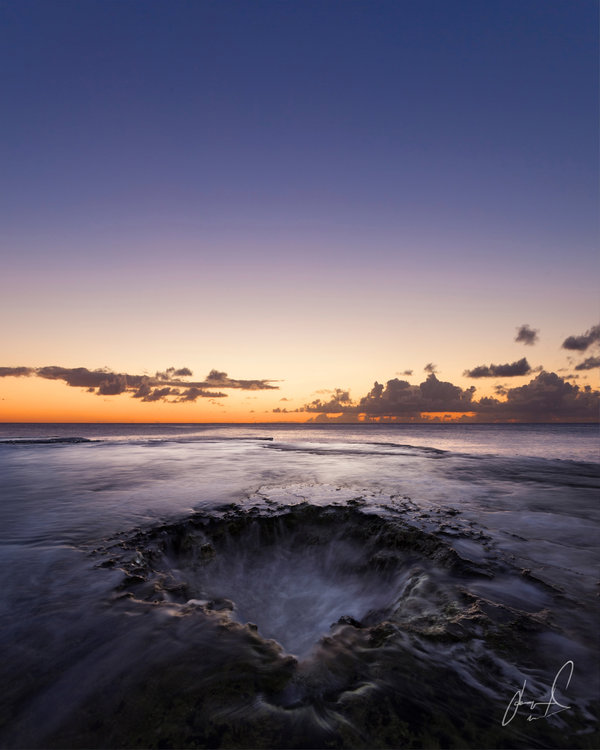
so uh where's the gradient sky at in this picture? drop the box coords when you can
[1,0,598,422]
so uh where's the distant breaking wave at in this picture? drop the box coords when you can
[0,437,97,445]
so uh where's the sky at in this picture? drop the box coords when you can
[1,0,598,423]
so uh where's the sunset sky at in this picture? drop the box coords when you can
[1,0,598,422]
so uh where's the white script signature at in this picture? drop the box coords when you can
[502,660,573,726]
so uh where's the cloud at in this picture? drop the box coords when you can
[205,369,228,383]
[424,363,437,374]
[98,374,129,396]
[0,364,278,403]
[475,371,599,421]
[301,376,476,419]
[132,383,152,399]
[396,369,413,376]
[0,367,34,377]
[175,387,226,402]
[204,369,278,390]
[574,356,600,371]
[357,374,476,417]
[464,358,531,378]
[303,388,355,414]
[562,324,600,351]
[155,367,193,379]
[35,366,138,391]
[141,387,176,402]
[300,371,598,423]
[515,324,539,346]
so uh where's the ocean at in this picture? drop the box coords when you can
[0,423,598,748]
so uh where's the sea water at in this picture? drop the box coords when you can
[0,423,598,748]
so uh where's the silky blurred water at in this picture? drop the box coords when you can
[0,423,598,747]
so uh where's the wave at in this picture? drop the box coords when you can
[447,455,600,490]
[262,441,448,458]
[0,435,275,447]
[0,437,97,445]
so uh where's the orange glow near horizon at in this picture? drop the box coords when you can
[0,377,310,423]
[357,412,478,423]
[1,372,598,424]
[0,380,480,424]
[420,412,478,421]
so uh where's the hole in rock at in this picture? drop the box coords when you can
[183,523,403,657]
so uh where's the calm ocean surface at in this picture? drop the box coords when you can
[0,423,598,748]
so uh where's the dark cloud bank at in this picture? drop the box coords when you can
[300,372,599,423]
[0,365,277,403]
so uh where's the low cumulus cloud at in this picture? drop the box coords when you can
[515,324,539,346]
[562,324,600,352]
[303,388,355,414]
[360,375,475,417]
[303,375,476,420]
[464,358,531,378]
[424,363,437,374]
[300,371,598,423]
[0,365,278,403]
[475,372,599,421]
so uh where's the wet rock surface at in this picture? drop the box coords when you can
[49,501,599,749]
